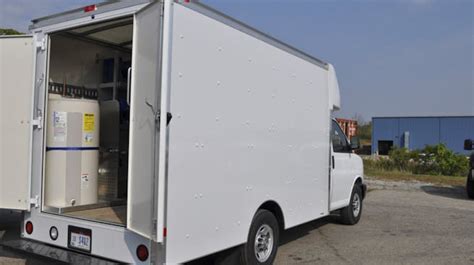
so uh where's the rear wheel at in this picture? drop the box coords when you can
[340,184,363,225]
[241,210,279,265]
[467,173,474,199]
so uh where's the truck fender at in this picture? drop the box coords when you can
[351,175,367,200]
[251,200,285,231]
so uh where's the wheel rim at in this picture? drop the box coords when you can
[254,224,274,262]
[352,193,361,217]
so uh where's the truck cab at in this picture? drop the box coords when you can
[464,139,474,199]
[330,119,366,216]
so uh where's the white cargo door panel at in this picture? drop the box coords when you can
[127,2,162,240]
[165,3,330,263]
[0,36,34,210]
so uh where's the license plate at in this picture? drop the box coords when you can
[68,226,92,253]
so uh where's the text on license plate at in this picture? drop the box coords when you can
[70,232,91,251]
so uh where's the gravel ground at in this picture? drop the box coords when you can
[2,179,473,264]
[275,180,474,265]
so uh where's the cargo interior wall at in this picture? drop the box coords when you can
[43,17,133,226]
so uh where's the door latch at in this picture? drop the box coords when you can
[145,99,172,126]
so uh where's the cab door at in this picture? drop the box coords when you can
[127,1,163,241]
[330,120,356,210]
[0,36,35,210]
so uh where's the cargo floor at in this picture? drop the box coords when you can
[65,205,127,225]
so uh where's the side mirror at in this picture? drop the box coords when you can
[465,139,473,151]
[350,136,360,150]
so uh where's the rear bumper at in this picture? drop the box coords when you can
[21,210,150,263]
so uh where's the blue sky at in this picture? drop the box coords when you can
[1,0,472,122]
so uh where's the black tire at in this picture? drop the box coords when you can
[240,210,279,265]
[340,184,363,225]
[467,173,474,199]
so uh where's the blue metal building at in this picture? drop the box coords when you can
[371,116,474,155]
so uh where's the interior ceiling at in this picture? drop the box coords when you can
[68,17,133,49]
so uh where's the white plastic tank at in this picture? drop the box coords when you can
[45,94,100,208]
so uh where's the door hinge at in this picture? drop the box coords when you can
[152,219,157,235]
[35,38,46,51]
[30,195,39,208]
[32,110,43,129]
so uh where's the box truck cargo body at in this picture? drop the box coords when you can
[0,0,366,264]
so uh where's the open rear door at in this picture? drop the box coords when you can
[127,2,163,240]
[0,36,34,210]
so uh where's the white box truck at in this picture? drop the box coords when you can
[0,0,366,264]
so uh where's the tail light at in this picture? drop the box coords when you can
[25,221,33,235]
[136,244,149,261]
[84,5,97,13]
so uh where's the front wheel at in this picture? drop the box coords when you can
[241,210,279,265]
[340,184,363,225]
[467,173,474,199]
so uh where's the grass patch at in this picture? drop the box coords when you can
[365,168,466,186]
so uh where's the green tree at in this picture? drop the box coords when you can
[413,144,469,176]
[357,121,372,145]
[0,28,23,35]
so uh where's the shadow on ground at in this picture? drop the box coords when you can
[1,210,338,265]
[421,185,470,201]
[0,210,69,265]
[0,210,22,241]
[186,215,339,265]
[280,216,337,245]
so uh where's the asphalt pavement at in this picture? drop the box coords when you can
[1,181,473,264]
[275,184,474,265]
